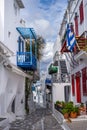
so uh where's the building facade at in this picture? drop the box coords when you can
[60,0,87,104]
[0,0,35,122]
[48,37,71,112]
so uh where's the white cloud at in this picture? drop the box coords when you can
[35,19,49,30]
[21,0,67,72]
[28,19,50,38]
[41,41,53,62]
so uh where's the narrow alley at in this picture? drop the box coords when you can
[9,108,63,130]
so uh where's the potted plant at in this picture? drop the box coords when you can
[61,101,66,107]
[70,106,79,118]
[55,101,64,112]
[64,102,73,114]
[62,108,69,119]
[79,103,86,115]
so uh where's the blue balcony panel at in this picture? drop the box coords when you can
[17,52,37,70]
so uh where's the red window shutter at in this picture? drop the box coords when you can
[74,16,78,36]
[79,0,84,24]
[71,75,75,96]
[82,67,87,96]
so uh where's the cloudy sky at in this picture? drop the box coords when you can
[21,0,67,73]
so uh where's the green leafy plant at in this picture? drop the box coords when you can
[64,102,73,114]
[71,106,79,113]
[61,101,66,107]
[56,101,61,105]
[62,108,69,114]
[25,78,32,114]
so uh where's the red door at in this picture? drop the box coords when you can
[76,72,81,103]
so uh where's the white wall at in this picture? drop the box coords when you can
[52,83,71,103]
[0,0,26,122]
[0,0,24,65]
[0,0,4,42]
[4,0,22,65]
[53,36,61,56]
[0,65,25,121]
[84,0,87,31]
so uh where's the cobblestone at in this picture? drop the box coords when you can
[66,120,87,130]
[10,108,63,130]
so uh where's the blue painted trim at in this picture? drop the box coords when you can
[16,27,37,40]
[18,36,21,52]
[22,40,24,52]
[17,51,37,70]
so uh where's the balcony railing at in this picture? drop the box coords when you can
[52,73,70,83]
[17,52,37,70]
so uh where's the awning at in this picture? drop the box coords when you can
[16,27,37,40]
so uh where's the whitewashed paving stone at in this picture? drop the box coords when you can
[10,108,63,130]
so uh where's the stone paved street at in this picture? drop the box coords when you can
[10,108,63,130]
[66,120,87,130]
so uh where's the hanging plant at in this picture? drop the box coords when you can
[25,77,31,114]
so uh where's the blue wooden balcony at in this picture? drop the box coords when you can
[16,27,37,71]
[17,52,37,70]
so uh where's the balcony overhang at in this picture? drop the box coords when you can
[16,27,37,40]
[75,31,87,51]
[74,51,87,61]
[16,0,24,8]
[61,31,87,53]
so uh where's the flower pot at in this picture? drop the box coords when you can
[70,112,77,118]
[64,113,69,119]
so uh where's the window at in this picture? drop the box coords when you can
[8,31,11,38]
[79,0,84,24]
[71,75,75,96]
[14,1,18,15]
[82,67,87,96]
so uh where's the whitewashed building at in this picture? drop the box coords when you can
[0,0,33,122]
[48,37,71,111]
[60,0,87,104]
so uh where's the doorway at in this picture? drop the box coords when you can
[64,85,70,102]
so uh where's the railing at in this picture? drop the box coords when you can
[17,52,31,64]
[17,52,37,70]
[52,73,70,83]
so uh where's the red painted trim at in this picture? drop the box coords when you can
[74,16,78,36]
[71,75,75,96]
[79,0,84,24]
[82,67,87,96]
[76,71,81,103]
[60,41,70,53]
